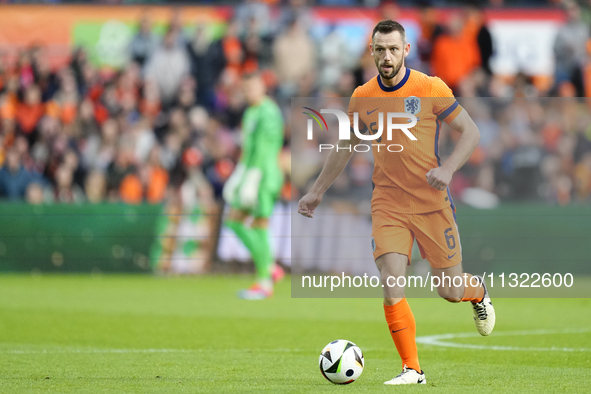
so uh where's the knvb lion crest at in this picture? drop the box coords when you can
[404,96,421,115]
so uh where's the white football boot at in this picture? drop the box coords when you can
[384,366,426,385]
[472,275,496,336]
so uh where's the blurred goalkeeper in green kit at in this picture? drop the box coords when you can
[223,73,286,300]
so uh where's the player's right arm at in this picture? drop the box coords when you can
[297,132,361,218]
[425,77,480,191]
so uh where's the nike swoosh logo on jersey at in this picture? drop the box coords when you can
[391,327,407,333]
[448,253,457,259]
[367,108,379,115]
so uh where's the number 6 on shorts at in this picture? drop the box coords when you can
[444,228,456,250]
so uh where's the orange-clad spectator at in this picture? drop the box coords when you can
[87,83,104,102]
[16,85,45,136]
[0,93,17,121]
[93,101,110,125]
[106,144,136,198]
[146,167,168,204]
[146,168,168,204]
[119,173,143,204]
[45,100,60,119]
[145,146,169,204]
[0,73,20,121]
[582,39,591,101]
[48,69,79,125]
[182,146,203,169]
[60,102,78,126]
[462,7,481,43]
[431,13,481,92]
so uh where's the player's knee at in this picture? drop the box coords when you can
[379,271,395,288]
[443,297,462,303]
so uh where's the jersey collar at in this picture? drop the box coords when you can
[377,68,410,92]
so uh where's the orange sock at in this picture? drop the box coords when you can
[383,299,420,372]
[461,273,484,303]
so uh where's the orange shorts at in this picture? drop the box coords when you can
[371,206,462,269]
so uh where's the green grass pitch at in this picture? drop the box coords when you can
[0,274,589,393]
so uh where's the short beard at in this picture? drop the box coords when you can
[377,57,404,80]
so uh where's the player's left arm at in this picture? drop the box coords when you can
[426,109,480,191]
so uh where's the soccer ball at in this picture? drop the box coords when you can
[319,339,364,384]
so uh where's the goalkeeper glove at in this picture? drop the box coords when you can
[239,168,263,209]
[222,163,246,204]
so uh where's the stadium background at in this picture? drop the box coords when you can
[0,0,590,277]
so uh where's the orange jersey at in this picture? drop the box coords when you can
[348,68,463,214]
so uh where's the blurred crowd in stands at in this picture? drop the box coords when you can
[0,0,572,7]
[1,0,591,208]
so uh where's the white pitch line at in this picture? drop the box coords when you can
[416,328,591,352]
[2,348,194,354]
[0,347,302,354]
[2,329,590,354]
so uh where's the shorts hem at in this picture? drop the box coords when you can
[428,258,462,270]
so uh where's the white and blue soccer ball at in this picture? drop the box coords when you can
[319,339,364,384]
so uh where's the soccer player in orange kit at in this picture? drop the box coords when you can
[298,20,495,385]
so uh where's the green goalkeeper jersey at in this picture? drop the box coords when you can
[239,96,284,193]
